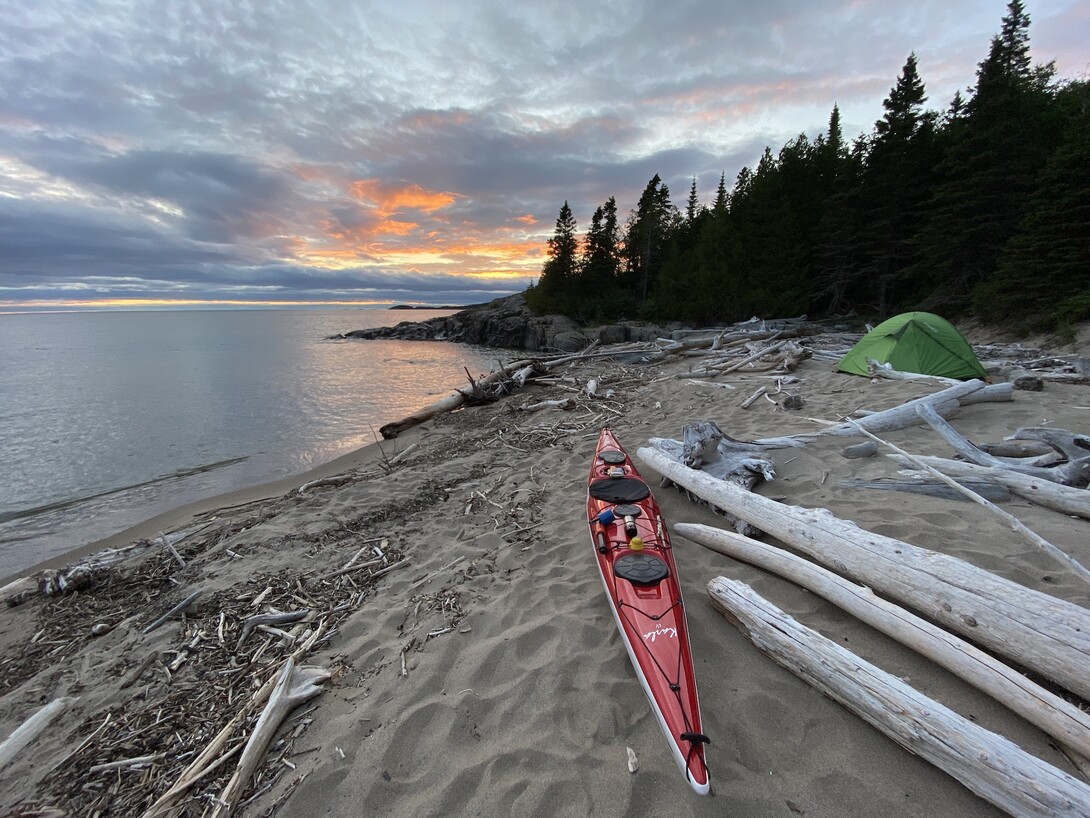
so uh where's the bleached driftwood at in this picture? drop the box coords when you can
[740,386,768,409]
[636,445,1090,700]
[838,476,1011,502]
[649,421,781,536]
[753,380,986,445]
[959,382,1015,404]
[686,526,1090,763]
[0,697,79,774]
[850,418,1090,587]
[888,455,1090,520]
[209,658,330,818]
[518,397,576,412]
[916,404,1090,487]
[1011,427,1090,464]
[142,590,203,634]
[379,358,534,438]
[236,610,311,652]
[707,577,1090,818]
[585,378,599,398]
[866,358,960,385]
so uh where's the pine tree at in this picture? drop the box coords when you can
[910,1,1059,310]
[527,201,579,314]
[623,175,679,305]
[974,80,1090,330]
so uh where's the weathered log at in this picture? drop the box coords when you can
[518,397,576,412]
[209,658,330,817]
[838,476,1011,502]
[636,445,1090,700]
[707,577,1090,817]
[959,382,1015,404]
[687,527,1090,762]
[841,441,878,459]
[752,380,986,446]
[0,697,79,774]
[379,358,535,438]
[1011,427,1090,464]
[887,454,1090,520]
[853,418,1090,587]
[916,404,1090,487]
[650,423,778,536]
[866,358,960,385]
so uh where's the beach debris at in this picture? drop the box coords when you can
[915,404,1090,487]
[707,576,1090,818]
[887,455,1090,520]
[89,622,112,637]
[841,441,878,459]
[627,746,639,773]
[839,476,1011,503]
[1,566,97,608]
[518,397,576,412]
[638,444,1090,702]
[0,697,79,775]
[647,421,784,535]
[849,417,1090,587]
[236,610,311,652]
[209,658,330,818]
[141,589,203,634]
[740,385,768,409]
[686,525,1090,766]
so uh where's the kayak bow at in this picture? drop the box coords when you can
[587,428,710,795]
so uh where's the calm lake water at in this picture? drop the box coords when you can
[0,308,506,578]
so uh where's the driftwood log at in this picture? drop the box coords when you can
[686,526,1090,764]
[648,421,783,535]
[209,658,330,817]
[0,697,79,775]
[707,577,1090,818]
[637,445,1090,701]
[888,455,1090,520]
[916,404,1090,487]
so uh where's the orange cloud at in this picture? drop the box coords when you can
[348,179,458,214]
[514,214,537,225]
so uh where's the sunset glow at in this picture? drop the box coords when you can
[1,2,1086,308]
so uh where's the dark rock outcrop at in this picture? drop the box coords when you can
[332,294,678,352]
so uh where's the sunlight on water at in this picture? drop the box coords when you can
[0,309,508,577]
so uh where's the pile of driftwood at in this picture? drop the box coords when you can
[377,328,813,438]
[0,521,408,816]
[641,384,1090,816]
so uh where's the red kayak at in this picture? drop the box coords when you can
[587,428,710,795]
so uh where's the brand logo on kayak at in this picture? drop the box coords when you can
[643,625,677,642]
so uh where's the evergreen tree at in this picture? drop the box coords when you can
[622,175,679,306]
[685,177,700,224]
[856,53,938,312]
[910,1,1059,309]
[526,201,579,314]
[974,80,1090,330]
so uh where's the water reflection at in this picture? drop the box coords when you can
[0,309,511,576]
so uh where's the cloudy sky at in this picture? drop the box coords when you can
[1,1,1086,310]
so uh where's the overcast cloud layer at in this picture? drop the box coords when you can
[1,1,1086,309]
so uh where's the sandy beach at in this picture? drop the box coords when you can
[2,329,1089,817]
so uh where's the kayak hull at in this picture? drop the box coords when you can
[587,429,710,795]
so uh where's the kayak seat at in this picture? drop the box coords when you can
[589,477,651,504]
[614,553,669,586]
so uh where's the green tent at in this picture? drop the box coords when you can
[837,312,986,380]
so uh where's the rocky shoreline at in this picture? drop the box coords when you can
[332,293,678,352]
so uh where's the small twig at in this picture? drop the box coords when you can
[142,590,203,634]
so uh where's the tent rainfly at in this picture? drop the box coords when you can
[837,312,987,380]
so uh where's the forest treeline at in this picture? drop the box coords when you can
[525,1,1090,336]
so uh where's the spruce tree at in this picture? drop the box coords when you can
[527,201,579,314]
[910,1,1059,310]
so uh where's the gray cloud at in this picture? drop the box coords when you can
[0,0,1085,306]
